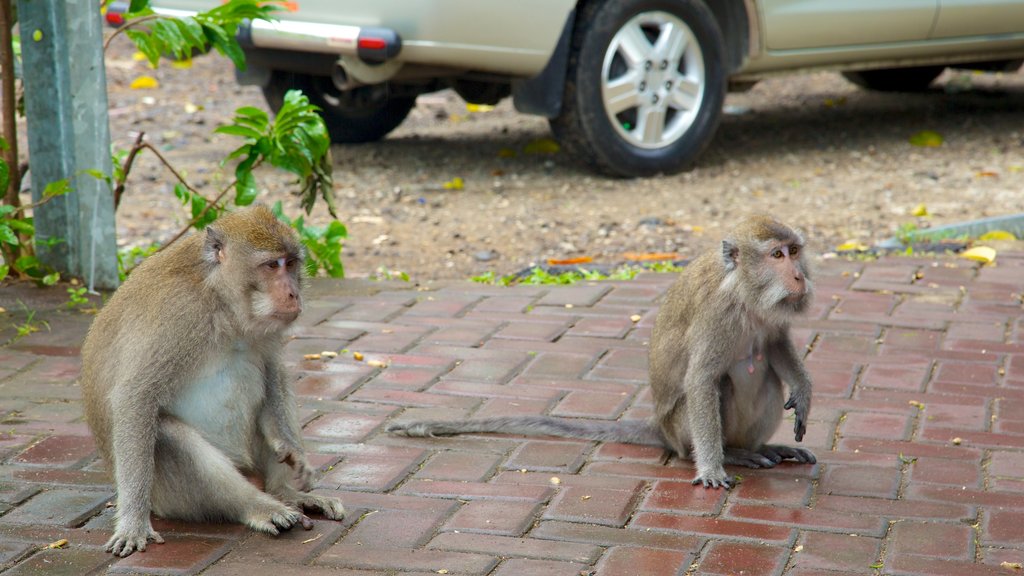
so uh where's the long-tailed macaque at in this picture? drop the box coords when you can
[81,206,344,557]
[388,215,815,489]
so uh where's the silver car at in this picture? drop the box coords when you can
[135,0,1024,177]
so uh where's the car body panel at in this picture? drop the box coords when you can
[932,0,1024,38]
[759,0,936,51]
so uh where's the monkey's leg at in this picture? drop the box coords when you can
[260,445,345,521]
[150,418,306,535]
[723,447,780,468]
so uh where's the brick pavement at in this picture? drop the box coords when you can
[0,253,1023,575]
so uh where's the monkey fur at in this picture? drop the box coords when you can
[81,206,344,557]
[388,215,815,489]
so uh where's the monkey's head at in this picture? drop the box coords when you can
[721,215,813,321]
[202,206,305,331]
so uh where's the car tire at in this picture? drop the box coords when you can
[841,66,946,92]
[263,72,416,144]
[550,0,726,177]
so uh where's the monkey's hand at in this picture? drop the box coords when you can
[784,396,809,442]
[691,468,734,490]
[275,444,315,491]
[106,521,164,557]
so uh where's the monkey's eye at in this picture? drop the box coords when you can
[789,245,800,256]
[265,257,287,270]
[771,249,785,259]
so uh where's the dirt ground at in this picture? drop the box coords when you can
[100,39,1024,282]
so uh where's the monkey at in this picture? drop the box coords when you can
[387,215,815,489]
[80,205,344,557]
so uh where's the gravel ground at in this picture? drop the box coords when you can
[101,39,1024,282]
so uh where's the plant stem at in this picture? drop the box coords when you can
[0,0,21,206]
[102,14,162,53]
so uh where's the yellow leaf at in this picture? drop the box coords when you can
[961,246,996,264]
[465,103,494,113]
[523,138,560,155]
[836,241,869,252]
[443,177,464,190]
[132,51,148,62]
[979,230,1017,241]
[130,76,160,90]
[171,59,193,70]
[909,130,943,147]
[911,204,929,217]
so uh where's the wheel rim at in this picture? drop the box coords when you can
[601,11,706,150]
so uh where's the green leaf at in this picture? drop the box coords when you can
[43,179,72,199]
[214,124,263,140]
[42,272,60,286]
[0,264,8,282]
[125,29,161,67]
[909,130,943,147]
[14,255,39,274]
[7,219,34,234]
[0,204,16,216]
[0,157,9,195]
[0,224,19,246]
[128,0,151,14]
[234,169,258,206]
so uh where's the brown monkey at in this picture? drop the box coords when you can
[81,205,344,557]
[387,215,815,489]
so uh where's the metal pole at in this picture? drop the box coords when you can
[17,0,118,290]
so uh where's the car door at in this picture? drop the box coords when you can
[760,0,938,51]
[931,0,1024,38]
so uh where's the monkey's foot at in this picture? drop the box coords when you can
[691,468,734,489]
[760,444,816,464]
[297,492,346,520]
[723,447,780,469]
[243,502,306,536]
[106,525,164,557]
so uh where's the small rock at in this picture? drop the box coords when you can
[473,250,497,262]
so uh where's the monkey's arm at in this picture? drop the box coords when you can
[683,344,733,489]
[259,358,313,490]
[767,335,812,442]
[107,385,165,556]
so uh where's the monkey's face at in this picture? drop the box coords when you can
[753,242,813,316]
[250,253,304,328]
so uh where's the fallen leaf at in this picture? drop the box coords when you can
[132,51,148,62]
[909,400,925,409]
[951,437,963,445]
[961,246,996,264]
[43,539,68,550]
[823,96,846,107]
[184,102,201,114]
[909,130,943,147]
[367,359,388,368]
[549,476,561,485]
[171,59,193,70]
[623,252,679,262]
[465,103,494,113]
[836,241,869,252]
[443,177,464,190]
[320,351,338,359]
[979,230,1017,241]
[497,148,516,158]
[302,533,323,544]
[1001,561,1022,570]
[353,352,365,361]
[630,314,642,323]
[911,203,929,217]
[130,76,160,90]
[523,138,560,155]
[303,354,321,361]
[975,170,999,178]
[547,256,593,266]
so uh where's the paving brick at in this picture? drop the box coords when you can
[592,442,666,463]
[883,328,943,350]
[860,363,930,392]
[819,465,901,499]
[840,412,913,440]
[531,520,701,551]
[550,390,630,419]
[565,316,634,339]
[471,397,554,419]
[639,480,726,516]
[317,544,497,574]
[696,541,789,576]
[343,505,454,548]
[318,444,427,492]
[416,450,502,482]
[632,512,793,543]
[11,435,96,467]
[396,479,553,502]
[363,366,447,391]
[424,321,502,347]
[886,554,1016,576]
[429,380,562,401]
[793,532,881,573]
[889,520,975,561]
[293,366,374,399]
[446,357,530,384]
[504,440,589,473]
[596,546,691,576]
[933,361,999,385]
[520,352,596,379]
[732,476,812,506]
[220,517,351,565]
[303,407,391,442]
[0,489,112,528]
[543,483,643,528]
[347,388,481,410]
[442,500,539,536]
[0,540,33,568]
[428,532,601,563]
[535,285,612,308]
[108,536,233,575]
[490,558,591,576]
[982,509,1024,546]
[4,548,112,576]
[494,321,573,342]
[910,456,982,486]
[726,503,884,536]
[814,494,974,521]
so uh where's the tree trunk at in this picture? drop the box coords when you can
[0,0,21,206]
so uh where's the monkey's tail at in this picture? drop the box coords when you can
[385,416,667,447]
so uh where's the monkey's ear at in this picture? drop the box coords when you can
[721,240,739,272]
[203,227,227,266]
